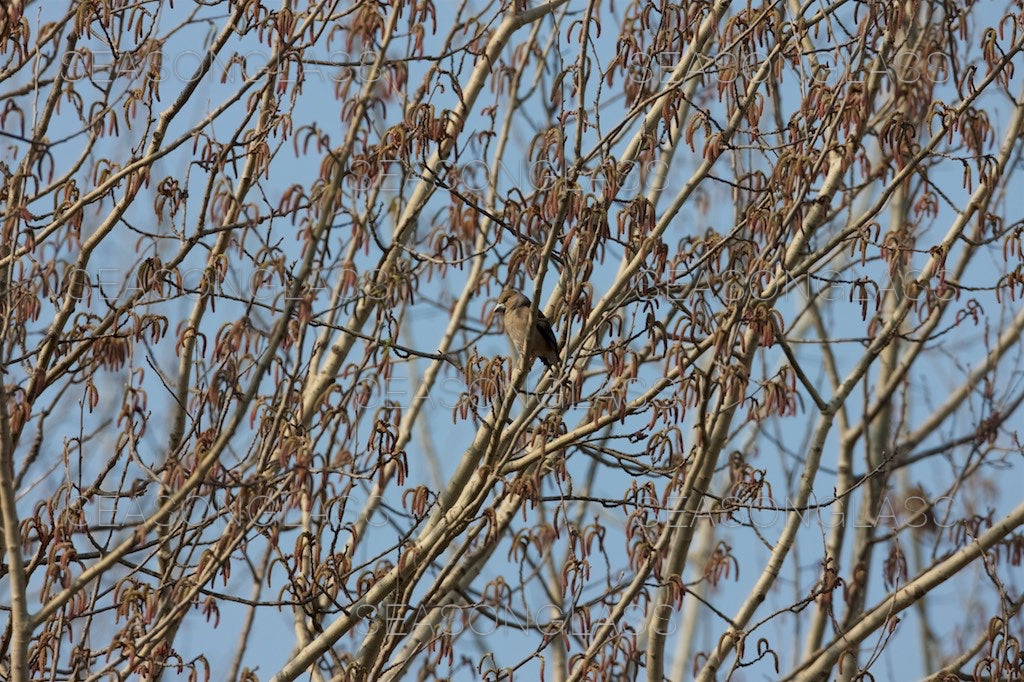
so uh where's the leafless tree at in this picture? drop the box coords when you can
[3,0,1024,680]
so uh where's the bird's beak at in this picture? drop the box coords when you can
[494,303,505,313]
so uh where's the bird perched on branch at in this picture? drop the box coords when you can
[494,288,560,370]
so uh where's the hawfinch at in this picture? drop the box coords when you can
[494,288,560,369]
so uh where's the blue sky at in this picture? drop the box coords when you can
[6,0,1024,679]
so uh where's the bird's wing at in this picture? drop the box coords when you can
[535,312,559,352]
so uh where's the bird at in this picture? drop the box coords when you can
[494,288,560,370]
